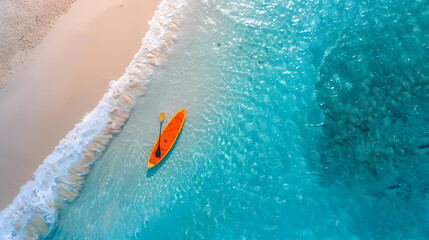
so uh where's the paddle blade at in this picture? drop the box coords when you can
[155,147,161,158]
[160,113,165,122]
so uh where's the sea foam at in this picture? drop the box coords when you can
[0,0,186,239]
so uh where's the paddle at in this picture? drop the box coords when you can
[155,113,165,158]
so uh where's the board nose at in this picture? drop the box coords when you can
[148,162,155,169]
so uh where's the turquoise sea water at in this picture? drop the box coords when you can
[47,0,428,239]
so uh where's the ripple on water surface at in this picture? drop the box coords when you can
[49,0,429,239]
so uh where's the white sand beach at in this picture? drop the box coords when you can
[0,0,160,209]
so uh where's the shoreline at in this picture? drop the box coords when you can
[0,0,161,209]
[0,0,185,237]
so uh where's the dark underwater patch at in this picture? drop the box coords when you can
[315,0,429,185]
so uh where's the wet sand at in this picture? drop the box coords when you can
[0,0,161,209]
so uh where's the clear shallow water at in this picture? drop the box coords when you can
[47,0,428,239]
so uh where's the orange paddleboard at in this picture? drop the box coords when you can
[148,109,186,169]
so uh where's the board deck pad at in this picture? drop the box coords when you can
[148,109,186,168]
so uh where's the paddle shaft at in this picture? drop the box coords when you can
[156,113,164,158]
[158,122,162,149]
